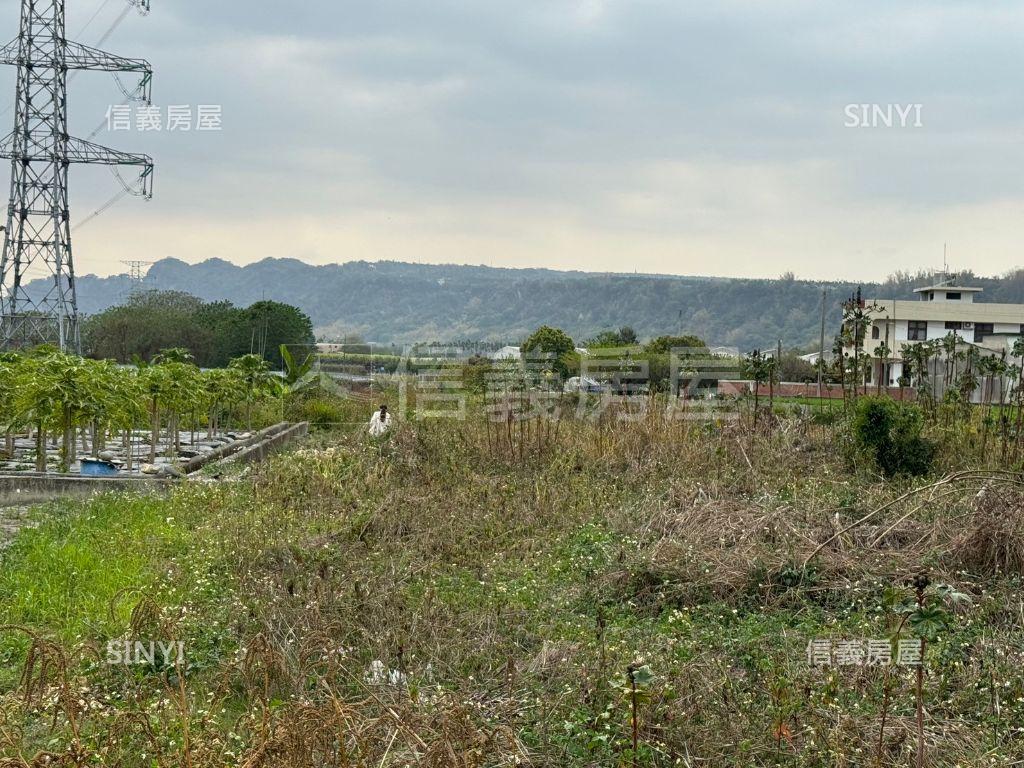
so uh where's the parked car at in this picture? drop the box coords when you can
[563,376,605,394]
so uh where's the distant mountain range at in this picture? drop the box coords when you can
[35,258,1024,351]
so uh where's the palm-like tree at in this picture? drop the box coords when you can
[0,353,20,457]
[940,332,966,391]
[229,354,276,430]
[831,335,848,404]
[139,363,172,463]
[148,349,202,457]
[201,368,243,438]
[14,352,95,472]
[873,341,891,395]
[0,347,282,474]
[741,349,772,428]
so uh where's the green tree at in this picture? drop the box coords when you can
[14,352,93,472]
[521,326,575,379]
[586,330,626,348]
[229,354,277,430]
[232,301,316,369]
[82,292,314,369]
[82,291,219,364]
[586,326,643,349]
[778,352,816,383]
[618,326,638,345]
[643,335,707,356]
[741,349,773,425]
[0,353,20,457]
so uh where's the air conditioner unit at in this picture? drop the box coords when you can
[962,321,974,329]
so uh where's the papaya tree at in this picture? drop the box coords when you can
[14,351,93,472]
[149,349,202,458]
[201,367,243,438]
[139,363,170,463]
[228,354,276,430]
[0,352,20,458]
[107,366,146,471]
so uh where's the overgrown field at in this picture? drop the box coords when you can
[0,401,1022,766]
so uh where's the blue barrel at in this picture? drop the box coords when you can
[80,459,120,476]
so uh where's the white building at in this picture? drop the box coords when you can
[799,351,832,365]
[854,277,1024,397]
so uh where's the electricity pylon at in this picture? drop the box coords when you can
[0,0,154,352]
[120,258,152,297]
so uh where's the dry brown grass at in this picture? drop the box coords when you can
[1,401,1023,766]
[953,485,1024,576]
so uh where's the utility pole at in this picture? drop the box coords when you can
[0,0,154,352]
[777,338,782,391]
[818,288,826,398]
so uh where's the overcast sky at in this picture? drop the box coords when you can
[1,0,1022,281]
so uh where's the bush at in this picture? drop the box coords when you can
[286,395,352,430]
[850,396,935,477]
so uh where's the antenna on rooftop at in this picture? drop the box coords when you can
[937,243,955,285]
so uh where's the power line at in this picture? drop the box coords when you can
[72,187,134,234]
[94,2,134,49]
[75,0,116,39]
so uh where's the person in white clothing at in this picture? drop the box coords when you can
[368,404,392,436]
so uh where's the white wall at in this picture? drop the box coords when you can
[889,362,903,385]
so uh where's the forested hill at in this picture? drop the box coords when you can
[46,258,1024,350]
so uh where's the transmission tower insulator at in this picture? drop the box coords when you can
[0,1,154,353]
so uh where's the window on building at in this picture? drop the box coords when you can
[908,321,928,341]
[945,321,962,330]
[975,323,994,343]
[871,325,880,340]
[946,292,961,300]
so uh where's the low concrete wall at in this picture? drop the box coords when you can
[754,382,917,401]
[219,421,309,466]
[0,474,170,506]
[183,421,293,474]
[719,380,917,401]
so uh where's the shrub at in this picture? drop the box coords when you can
[850,396,935,477]
[287,395,351,430]
[462,355,493,394]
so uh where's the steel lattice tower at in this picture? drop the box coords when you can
[0,0,154,352]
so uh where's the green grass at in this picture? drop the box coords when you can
[0,495,185,639]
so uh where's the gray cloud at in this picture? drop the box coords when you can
[0,0,1021,280]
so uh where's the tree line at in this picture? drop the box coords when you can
[81,291,316,369]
